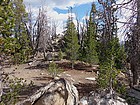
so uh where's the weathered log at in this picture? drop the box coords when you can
[16,78,78,105]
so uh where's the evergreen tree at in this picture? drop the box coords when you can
[0,0,32,64]
[82,3,99,65]
[0,0,15,38]
[0,0,15,101]
[64,8,80,69]
[98,37,126,89]
[0,0,15,56]
[11,0,32,63]
[97,0,126,92]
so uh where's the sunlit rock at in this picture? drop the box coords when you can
[16,78,78,105]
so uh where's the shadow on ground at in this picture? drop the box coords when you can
[33,76,53,81]
[25,61,98,73]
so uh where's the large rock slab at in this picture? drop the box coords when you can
[16,78,79,105]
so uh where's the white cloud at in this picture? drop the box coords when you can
[23,0,94,34]
[49,0,94,9]
[23,0,132,39]
[82,15,89,20]
[23,0,94,9]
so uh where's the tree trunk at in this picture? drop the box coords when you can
[132,0,140,86]
[43,49,46,60]
[0,65,3,102]
[136,0,140,85]
[71,61,74,70]
[131,61,139,85]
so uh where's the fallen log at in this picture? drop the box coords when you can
[16,78,79,105]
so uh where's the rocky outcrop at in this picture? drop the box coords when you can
[16,78,78,105]
[79,90,128,105]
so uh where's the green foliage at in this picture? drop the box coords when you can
[98,37,126,69]
[115,45,126,69]
[64,18,80,69]
[0,0,15,38]
[3,38,20,55]
[98,37,127,91]
[11,0,32,64]
[125,96,139,105]
[2,37,31,64]
[0,0,32,64]
[0,74,33,105]
[98,61,127,93]
[115,82,126,95]
[58,50,63,60]
[48,61,63,78]
[98,60,120,89]
[97,0,127,90]
[81,3,99,65]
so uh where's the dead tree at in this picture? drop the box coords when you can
[51,20,59,40]
[34,7,53,59]
[16,78,79,105]
[131,0,140,86]
[124,0,140,86]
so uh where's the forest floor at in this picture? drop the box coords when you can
[3,58,140,105]
[2,58,99,99]
[3,59,98,85]
[2,58,140,104]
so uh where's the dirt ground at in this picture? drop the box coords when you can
[2,58,130,101]
[2,59,99,100]
[2,59,98,98]
[3,59,98,86]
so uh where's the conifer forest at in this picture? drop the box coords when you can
[0,0,140,105]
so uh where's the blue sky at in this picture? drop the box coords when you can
[23,0,94,33]
[53,3,92,20]
[23,0,132,41]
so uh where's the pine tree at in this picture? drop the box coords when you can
[0,0,32,64]
[83,3,99,65]
[10,0,32,64]
[97,0,126,92]
[0,0,15,38]
[0,0,15,101]
[0,0,15,56]
[64,8,80,69]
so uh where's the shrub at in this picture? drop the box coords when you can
[58,50,63,60]
[0,74,33,105]
[48,61,63,78]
